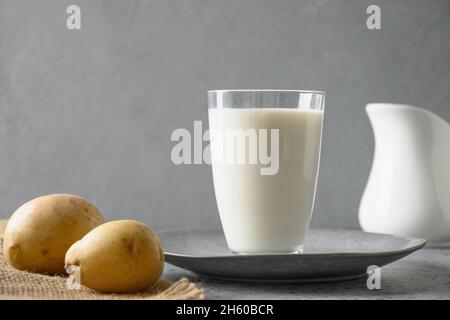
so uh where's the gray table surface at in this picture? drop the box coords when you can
[163,248,450,300]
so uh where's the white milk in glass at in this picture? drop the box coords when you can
[208,108,323,253]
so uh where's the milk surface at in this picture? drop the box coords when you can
[208,108,323,253]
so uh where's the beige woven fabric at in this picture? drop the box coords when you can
[0,220,204,300]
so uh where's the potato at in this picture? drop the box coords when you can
[65,220,164,293]
[3,194,104,274]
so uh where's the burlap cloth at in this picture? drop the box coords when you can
[0,220,204,300]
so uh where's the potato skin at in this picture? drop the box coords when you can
[3,194,104,274]
[65,220,164,293]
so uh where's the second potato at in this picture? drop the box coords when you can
[65,220,164,293]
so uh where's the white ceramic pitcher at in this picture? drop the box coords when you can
[359,103,450,246]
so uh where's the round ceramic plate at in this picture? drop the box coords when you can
[158,228,426,283]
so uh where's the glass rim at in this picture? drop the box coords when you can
[207,89,326,95]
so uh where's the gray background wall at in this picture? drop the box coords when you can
[0,0,449,230]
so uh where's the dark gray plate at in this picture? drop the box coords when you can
[158,228,426,283]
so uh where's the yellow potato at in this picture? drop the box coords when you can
[65,220,164,293]
[3,194,104,274]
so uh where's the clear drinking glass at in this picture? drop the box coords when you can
[207,90,325,254]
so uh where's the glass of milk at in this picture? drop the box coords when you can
[208,90,325,254]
